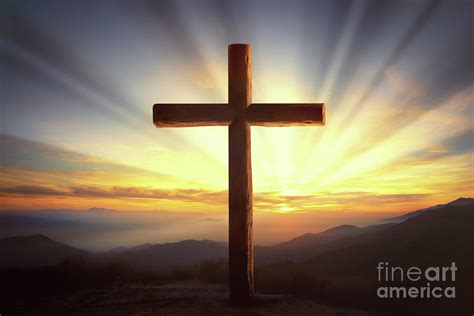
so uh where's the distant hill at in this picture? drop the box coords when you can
[0,235,228,270]
[275,225,362,249]
[0,208,216,251]
[384,197,474,222]
[273,223,400,250]
[309,203,474,277]
[0,198,471,271]
[0,234,85,268]
[109,243,154,253]
[256,202,474,315]
[103,239,228,270]
[255,222,397,264]
[0,199,471,316]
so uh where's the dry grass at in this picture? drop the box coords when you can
[3,279,380,316]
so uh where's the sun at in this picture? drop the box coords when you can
[278,205,295,213]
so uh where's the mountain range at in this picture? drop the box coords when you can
[1,197,472,271]
[383,197,473,222]
[1,198,472,315]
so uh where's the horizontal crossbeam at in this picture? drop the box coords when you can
[153,103,325,127]
[246,103,325,126]
[153,104,232,127]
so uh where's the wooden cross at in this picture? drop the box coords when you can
[153,44,325,305]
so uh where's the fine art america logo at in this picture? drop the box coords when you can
[377,262,457,299]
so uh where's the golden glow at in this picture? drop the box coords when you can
[1,57,472,214]
[278,205,296,213]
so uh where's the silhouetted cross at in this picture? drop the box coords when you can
[153,44,325,305]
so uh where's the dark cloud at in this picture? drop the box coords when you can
[199,217,224,222]
[0,183,228,204]
[443,129,474,154]
[69,186,228,203]
[254,192,430,211]
[0,181,429,211]
[0,134,169,176]
[0,185,66,196]
[411,128,474,160]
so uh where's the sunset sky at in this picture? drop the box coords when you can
[1,0,473,222]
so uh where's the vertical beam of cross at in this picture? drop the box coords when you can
[228,44,254,304]
[153,43,325,306]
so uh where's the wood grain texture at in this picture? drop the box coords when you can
[246,103,325,126]
[228,117,253,306]
[152,43,327,307]
[153,104,233,127]
[228,44,252,110]
[228,43,254,305]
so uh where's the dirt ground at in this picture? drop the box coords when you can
[4,281,380,316]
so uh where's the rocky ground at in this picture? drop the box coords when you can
[5,281,379,316]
